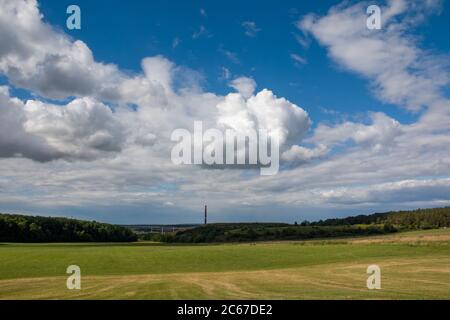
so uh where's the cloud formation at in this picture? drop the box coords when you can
[0,0,449,222]
[299,0,448,111]
[0,0,124,101]
[0,0,310,165]
[242,21,261,37]
[0,86,60,161]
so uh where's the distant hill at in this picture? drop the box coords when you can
[158,223,395,243]
[150,207,450,243]
[308,207,450,229]
[0,213,137,243]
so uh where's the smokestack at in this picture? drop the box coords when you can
[204,204,208,225]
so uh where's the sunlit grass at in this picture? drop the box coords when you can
[0,229,449,299]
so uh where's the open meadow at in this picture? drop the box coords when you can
[0,229,449,300]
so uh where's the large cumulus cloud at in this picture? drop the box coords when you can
[0,86,60,161]
[0,86,126,161]
[0,0,311,165]
[0,0,124,100]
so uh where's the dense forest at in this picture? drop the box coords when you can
[156,223,397,243]
[308,207,450,229]
[0,214,137,242]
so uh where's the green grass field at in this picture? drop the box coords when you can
[0,229,449,300]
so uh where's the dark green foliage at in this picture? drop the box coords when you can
[162,224,396,243]
[310,207,450,230]
[0,214,137,243]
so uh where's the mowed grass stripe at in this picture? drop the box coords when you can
[0,256,449,300]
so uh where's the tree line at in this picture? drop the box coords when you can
[2,207,449,243]
[306,207,450,230]
[0,213,137,242]
[146,224,397,243]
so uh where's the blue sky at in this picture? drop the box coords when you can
[36,0,450,126]
[1,0,450,224]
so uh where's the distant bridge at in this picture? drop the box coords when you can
[121,224,199,234]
